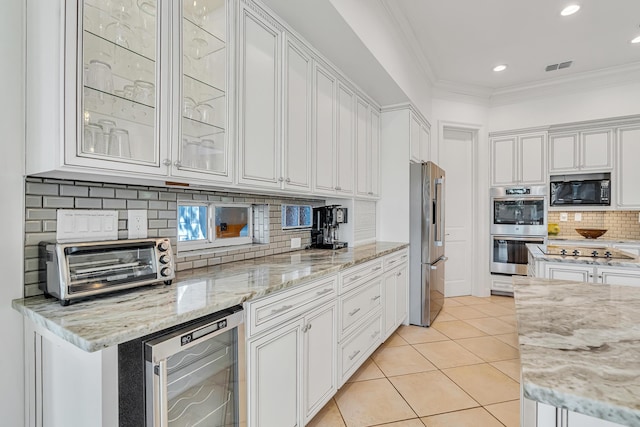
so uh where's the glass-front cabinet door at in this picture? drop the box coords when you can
[171,0,232,182]
[79,0,163,170]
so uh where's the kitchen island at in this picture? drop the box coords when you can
[527,243,640,286]
[513,276,640,426]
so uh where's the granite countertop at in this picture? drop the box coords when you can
[513,276,640,425]
[548,237,640,244]
[527,243,640,268]
[12,241,407,352]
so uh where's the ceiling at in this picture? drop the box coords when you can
[387,0,640,93]
[261,0,640,102]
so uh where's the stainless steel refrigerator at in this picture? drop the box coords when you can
[409,161,447,327]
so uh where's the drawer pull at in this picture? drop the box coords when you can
[396,271,402,277]
[371,330,380,339]
[388,260,397,265]
[348,350,361,361]
[371,295,381,301]
[350,275,362,282]
[348,308,361,317]
[372,266,382,272]
[271,304,293,314]
[401,255,407,259]
[316,288,333,296]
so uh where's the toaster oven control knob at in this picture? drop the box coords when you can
[161,267,173,277]
[157,241,169,252]
[159,254,171,265]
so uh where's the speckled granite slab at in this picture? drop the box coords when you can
[12,242,407,352]
[513,276,640,425]
[527,243,640,268]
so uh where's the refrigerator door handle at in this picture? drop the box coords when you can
[429,256,448,269]
[434,177,445,247]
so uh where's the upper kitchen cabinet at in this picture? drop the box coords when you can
[380,105,431,166]
[409,110,430,163]
[548,128,613,174]
[490,132,546,186]
[313,65,356,197]
[26,0,234,184]
[616,125,640,209]
[236,0,283,189]
[355,98,380,198]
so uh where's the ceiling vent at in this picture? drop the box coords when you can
[546,61,573,72]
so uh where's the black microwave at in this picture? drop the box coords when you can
[550,173,611,206]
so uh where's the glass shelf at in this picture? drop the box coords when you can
[84,86,155,127]
[183,17,225,57]
[182,116,225,139]
[183,74,225,105]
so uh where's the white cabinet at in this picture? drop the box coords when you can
[523,396,625,427]
[282,36,313,192]
[26,0,233,183]
[248,318,301,427]
[491,274,515,294]
[237,2,282,189]
[382,259,408,339]
[410,113,421,163]
[313,63,337,194]
[612,243,640,257]
[490,132,546,186]
[549,129,613,174]
[420,124,431,163]
[303,302,337,423]
[355,98,380,198]
[541,262,640,287]
[335,82,355,195]
[616,126,640,208]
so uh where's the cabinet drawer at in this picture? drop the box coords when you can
[339,259,384,293]
[384,249,408,271]
[339,312,382,385]
[340,278,383,337]
[246,275,337,337]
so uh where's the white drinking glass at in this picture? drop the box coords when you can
[86,60,114,93]
[195,102,214,125]
[108,128,131,158]
[133,80,155,106]
[105,21,134,49]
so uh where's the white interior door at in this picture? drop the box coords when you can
[440,128,474,297]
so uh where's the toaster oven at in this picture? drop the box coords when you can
[39,238,175,305]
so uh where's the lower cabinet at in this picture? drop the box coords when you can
[491,274,515,294]
[522,396,625,427]
[338,311,383,386]
[383,262,408,339]
[247,300,337,427]
[541,262,640,287]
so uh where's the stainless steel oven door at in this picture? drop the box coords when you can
[491,197,547,236]
[145,308,245,427]
[491,236,545,276]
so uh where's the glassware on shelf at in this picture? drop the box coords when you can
[108,128,131,158]
[136,0,156,16]
[109,0,133,21]
[86,59,114,93]
[123,84,135,99]
[182,97,200,120]
[133,79,155,106]
[83,122,106,154]
[104,21,134,49]
[97,118,117,136]
[195,102,214,125]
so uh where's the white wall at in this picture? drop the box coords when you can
[489,80,640,132]
[329,0,433,121]
[0,0,25,424]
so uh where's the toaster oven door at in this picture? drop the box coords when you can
[64,241,158,294]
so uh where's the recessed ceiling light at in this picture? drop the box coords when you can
[493,64,507,72]
[632,35,640,44]
[560,4,580,16]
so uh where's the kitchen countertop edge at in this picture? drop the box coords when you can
[12,242,408,352]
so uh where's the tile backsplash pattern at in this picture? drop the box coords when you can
[548,211,640,240]
[24,177,321,297]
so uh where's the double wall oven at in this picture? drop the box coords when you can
[490,186,547,276]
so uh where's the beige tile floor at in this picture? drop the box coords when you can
[308,295,520,427]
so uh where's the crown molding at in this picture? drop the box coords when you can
[378,0,437,85]
[489,61,640,106]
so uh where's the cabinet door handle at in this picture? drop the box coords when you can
[174,160,182,168]
[348,308,361,317]
[396,271,402,277]
[302,324,308,332]
[163,159,171,166]
[307,323,312,331]
[335,186,342,191]
[371,330,380,339]
[368,191,374,195]
[348,349,361,360]
[271,304,293,314]
[285,178,291,183]
[316,288,333,296]
[371,295,381,301]
[278,177,284,182]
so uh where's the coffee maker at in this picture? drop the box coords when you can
[311,205,348,249]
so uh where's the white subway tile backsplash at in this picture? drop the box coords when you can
[26,182,59,195]
[75,198,102,209]
[43,197,74,208]
[89,187,115,198]
[60,185,88,197]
